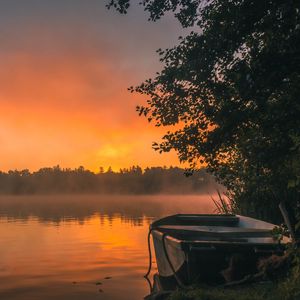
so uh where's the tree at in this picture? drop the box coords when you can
[108,0,300,222]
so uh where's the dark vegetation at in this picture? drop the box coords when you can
[0,166,219,194]
[108,0,300,227]
[108,0,300,299]
[168,245,300,300]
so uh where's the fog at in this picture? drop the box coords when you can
[0,194,216,224]
[0,166,224,195]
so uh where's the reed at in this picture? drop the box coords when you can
[211,190,238,215]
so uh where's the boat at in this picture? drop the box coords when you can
[146,214,290,287]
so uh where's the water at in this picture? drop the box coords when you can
[0,195,214,300]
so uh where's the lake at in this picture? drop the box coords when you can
[0,195,215,300]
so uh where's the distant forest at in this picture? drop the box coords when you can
[0,166,221,194]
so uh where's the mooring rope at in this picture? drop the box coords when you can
[144,228,187,289]
[161,233,187,289]
[144,228,153,278]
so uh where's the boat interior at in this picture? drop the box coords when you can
[151,214,288,244]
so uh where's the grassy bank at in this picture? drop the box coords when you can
[168,281,300,300]
[169,283,274,300]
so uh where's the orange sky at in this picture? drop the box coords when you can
[0,1,185,172]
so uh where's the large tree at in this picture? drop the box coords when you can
[108,1,300,222]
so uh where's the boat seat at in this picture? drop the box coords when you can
[176,215,240,226]
[151,214,240,228]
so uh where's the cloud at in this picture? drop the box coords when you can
[0,1,184,171]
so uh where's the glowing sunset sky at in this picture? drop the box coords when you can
[0,0,185,172]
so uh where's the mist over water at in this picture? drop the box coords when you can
[0,195,215,300]
[0,194,216,223]
[0,167,223,195]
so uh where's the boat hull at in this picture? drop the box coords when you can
[150,214,290,285]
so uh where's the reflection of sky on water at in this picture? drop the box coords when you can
[0,195,213,300]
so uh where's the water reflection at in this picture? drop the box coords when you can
[0,195,213,300]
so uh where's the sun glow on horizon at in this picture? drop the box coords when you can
[0,2,184,172]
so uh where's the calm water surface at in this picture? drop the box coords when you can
[0,195,214,300]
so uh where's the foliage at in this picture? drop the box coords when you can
[271,224,289,243]
[279,247,300,299]
[0,166,219,195]
[108,0,300,223]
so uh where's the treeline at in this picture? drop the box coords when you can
[0,165,221,194]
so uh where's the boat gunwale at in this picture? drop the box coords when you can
[150,214,239,229]
[151,229,288,252]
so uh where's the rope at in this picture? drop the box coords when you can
[161,233,187,289]
[144,229,153,278]
[144,228,187,289]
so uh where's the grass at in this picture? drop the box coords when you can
[168,281,300,300]
[168,284,271,300]
[211,190,237,215]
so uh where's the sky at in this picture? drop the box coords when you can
[0,0,186,172]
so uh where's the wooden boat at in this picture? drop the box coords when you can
[148,214,290,286]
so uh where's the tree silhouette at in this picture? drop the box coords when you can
[0,166,219,195]
[108,0,300,222]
